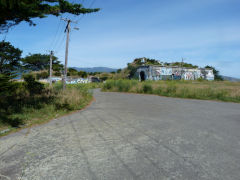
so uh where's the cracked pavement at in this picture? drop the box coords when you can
[1,89,240,180]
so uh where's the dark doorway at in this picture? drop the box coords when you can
[140,71,145,81]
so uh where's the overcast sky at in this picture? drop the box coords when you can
[1,0,240,77]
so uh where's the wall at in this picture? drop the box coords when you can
[137,66,214,81]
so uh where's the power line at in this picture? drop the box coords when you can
[54,31,66,54]
[52,25,66,50]
[49,0,97,52]
[48,17,62,50]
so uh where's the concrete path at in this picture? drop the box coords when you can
[1,89,240,180]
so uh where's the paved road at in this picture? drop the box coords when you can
[1,89,240,180]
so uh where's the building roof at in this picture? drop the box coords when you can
[137,65,213,70]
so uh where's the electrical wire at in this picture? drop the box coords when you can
[48,0,97,55]
[52,21,66,51]
[48,17,63,51]
[54,32,66,53]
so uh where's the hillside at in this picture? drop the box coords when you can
[222,76,240,82]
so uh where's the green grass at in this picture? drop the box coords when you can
[102,79,240,103]
[0,83,94,136]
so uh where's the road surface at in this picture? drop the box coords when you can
[1,89,240,180]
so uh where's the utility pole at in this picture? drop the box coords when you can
[61,18,78,90]
[62,19,70,90]
[49,50,53,87]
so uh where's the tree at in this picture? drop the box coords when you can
[127,63,138,78]
[205,65,223,80]
[0,73,13,97]
[0,0,100,33]
[68,67,78,76]
[21,53,63,71]
[0,41,22,74]
[78,71,87,78]
[23,74,44,95]
[132,57,161,66]
[117,69,122,73]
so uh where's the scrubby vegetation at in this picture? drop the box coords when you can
[0,75,93,135]
[102,80,240,103]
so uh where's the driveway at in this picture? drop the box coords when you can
[1,89,240,180]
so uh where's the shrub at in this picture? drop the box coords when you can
[103,81,113,90]
[165,85,177,95]
[0,74,13,97]
[154,86,163,95]
[54,71,61,76]
[23,74,44,95]
[36,71,49,80]
[142,83,153,93]
[116,80,131,92]
[55,88,90,111]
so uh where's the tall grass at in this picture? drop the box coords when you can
[102,80,240,103]
[0,82,93,134]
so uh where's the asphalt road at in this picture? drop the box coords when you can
[1,89,240,180]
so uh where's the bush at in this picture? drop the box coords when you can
[154,86,163,95]
[142,84,153,93]
[55,87,91,111]
[54,71,61,76]
[165,85,177,95]
[0,81,93,130]
[100,76,108,81]
[36,71,49,80]
[0,74,13,97]
[103,81,113,90]
[116,80,131,92]
[23,74,44,95]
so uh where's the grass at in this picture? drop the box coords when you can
[0,82,95,137]
[102,79,240,103]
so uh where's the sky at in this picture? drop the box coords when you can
[1,0,240,77]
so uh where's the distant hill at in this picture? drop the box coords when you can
[222,76,240,82]
[72,67,118,73]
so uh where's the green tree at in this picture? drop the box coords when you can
[0,41,22,74]
[116,69,122,73]
[127,63,138,78]
[0,0,100,33]
[78,71,87,78]
[21,53,63,71]
[0,74,13,97]
[205,65,223,80]
[36,71,49,80]
[133,57,161,66]
[68,67,78,76]
[23,74,44,95]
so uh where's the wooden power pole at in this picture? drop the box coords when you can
[61,18,78,90]
[49,50,53,87]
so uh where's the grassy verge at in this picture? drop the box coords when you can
[102,79,240,103]
[0,82,95,137]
